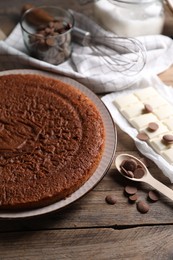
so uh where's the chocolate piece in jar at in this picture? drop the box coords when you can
[29,19,72,64]
[20,6,74,65]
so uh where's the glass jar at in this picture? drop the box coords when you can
[94,0,164,37]
[20,6,74,65]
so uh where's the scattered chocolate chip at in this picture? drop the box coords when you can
[162,134,173,144]
[143,104,153,113]
[128,194,138,203]
[105,195,117,205]
[147,122,159,132]
[136,200,150,213]
[148,190,160,202]
[137,132,149,141]
[134,167,145,179]
[124,185,137,195]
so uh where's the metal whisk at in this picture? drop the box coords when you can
[72,27,146,76]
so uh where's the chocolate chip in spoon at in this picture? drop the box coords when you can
[115,153,173,202]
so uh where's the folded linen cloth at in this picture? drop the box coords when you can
[0,10,173,93]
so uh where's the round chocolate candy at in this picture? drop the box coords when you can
[121,166,134,178]
[120,159,137,172]
[136,200,150,213]
[137,132,149,141]
[105,195,117,205]
[128,194,138,203]
[162,134,173,144]
[124,185,137,195]
[147,122,159,132]
[134,167,145,179]
[143,104,153,113]
[46,37,56,46]
[148,190,160,202]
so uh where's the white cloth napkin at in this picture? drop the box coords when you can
[0,10,173,93]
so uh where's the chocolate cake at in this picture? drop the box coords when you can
[0,74,105,210]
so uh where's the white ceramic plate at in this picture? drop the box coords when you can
[0,69,116,219]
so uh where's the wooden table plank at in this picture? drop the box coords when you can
[0,226,173,260]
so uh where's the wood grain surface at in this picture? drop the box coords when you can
[0,1,173,259]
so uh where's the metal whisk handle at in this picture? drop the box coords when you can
[72,27,91,46]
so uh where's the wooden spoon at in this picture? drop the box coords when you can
[115,153,173,201]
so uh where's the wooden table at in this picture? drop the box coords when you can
[1,1,173,259]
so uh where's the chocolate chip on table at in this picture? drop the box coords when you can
[162,134,173,144]
[124,185,137,195]
[128,193,138,203]
[136,200,150,213]
[137,132,149,141]
[105,195,117,205]
[148,190,160,202]
[147,122,159,132]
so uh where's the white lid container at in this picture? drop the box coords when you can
[94,0,165,37]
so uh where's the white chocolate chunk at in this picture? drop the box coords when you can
[162,117,173,131]
[121,102,144,120]
[153,103,173,120]
[113,86,173,165]
[134,87,158,100]
[143,122,168,139]
[113,94,139,109]
[142,95,167,109]
[130,113,158,130]
[149,134,173,153]
[150,138,168,153]
[161,148,173,164]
